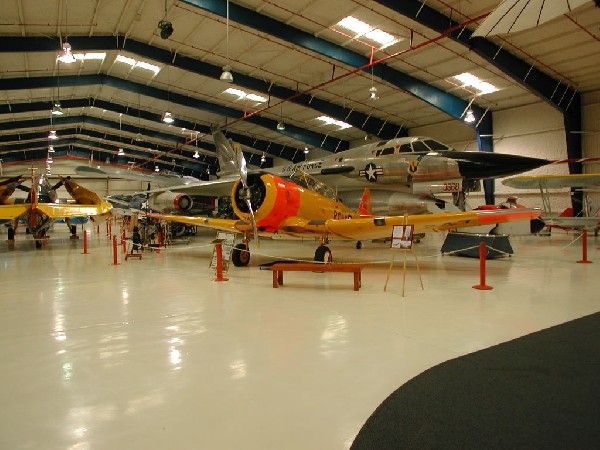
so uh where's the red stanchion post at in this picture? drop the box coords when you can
[473,241,493,290]
[112,235,119,265]
[213,242,229,282]
[82,230,88,254]
[577,230,593,264]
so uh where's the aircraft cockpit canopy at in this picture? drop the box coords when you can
[374,138,451,157]
[287,169,338,201]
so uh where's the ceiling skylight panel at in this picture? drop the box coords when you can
[315,116,352,130]
[334,15,401,49]
[223,88,267,103]
[452,72,498,95]
[337,16,371,34]
[115,55,161,75]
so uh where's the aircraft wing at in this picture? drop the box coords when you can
[35,202,113,219]
[75,166,201,187]
[0,204,30,219]
[140,176,237,197]
[152,208,540,241]
[540,216,599,229]
[503,174,600,189]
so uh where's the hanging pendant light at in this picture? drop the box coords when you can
[162,111,174,123]
[220,0,234,83]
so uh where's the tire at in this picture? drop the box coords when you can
[356,241,362,250]
[314,245,332,262]
[231,243,250,267]
[7,227,15,240]
[35,240,43,249]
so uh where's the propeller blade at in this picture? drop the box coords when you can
[244,197,260,247]
[235,144,248,189]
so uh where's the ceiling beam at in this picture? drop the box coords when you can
[0,97,291,164]
[180,0,486,125]
[0,35,386,143]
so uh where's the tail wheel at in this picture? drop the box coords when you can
[356,241,362,250]
[314,245,332,263]
[232,243,250,267]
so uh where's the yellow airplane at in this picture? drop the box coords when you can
[0,173,112,247]
[151,170,541,266]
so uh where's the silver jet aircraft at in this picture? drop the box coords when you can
[77,129,549,215]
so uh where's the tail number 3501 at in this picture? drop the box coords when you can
[443,182,460,192]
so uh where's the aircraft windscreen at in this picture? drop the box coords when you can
[411,140,431,152]
[423,139,450,151]
[287,169,338,201]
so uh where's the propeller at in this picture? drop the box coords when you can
[233,143,259,246]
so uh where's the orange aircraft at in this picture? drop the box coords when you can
[152,169,540,266]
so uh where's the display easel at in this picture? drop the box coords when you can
[384,224,423,297]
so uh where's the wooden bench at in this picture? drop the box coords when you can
[270,263,362,291]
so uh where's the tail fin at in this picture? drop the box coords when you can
[212,127,238,176]
[60,176,104,205]
[357,188,372,216]
[0,175,23,204]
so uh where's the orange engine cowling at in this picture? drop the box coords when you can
[231,174,302,232]
[231,173,355,232]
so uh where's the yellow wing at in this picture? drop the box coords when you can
[36,202,113,219]
[153,208,540,241]
[0,204,30,220]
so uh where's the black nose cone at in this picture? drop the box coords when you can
[446,151,549,179]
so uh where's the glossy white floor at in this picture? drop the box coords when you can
[1,225,598,450]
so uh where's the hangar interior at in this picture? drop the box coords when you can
[1,1,600,449]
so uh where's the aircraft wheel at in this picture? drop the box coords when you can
[356,241,362,250]
[7,227,15,240]
[232,243,250,267]
[314,245,332,263]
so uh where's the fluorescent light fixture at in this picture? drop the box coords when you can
[51,102,64,116]
[335,16,401,49]
[162,111,174,124]
[315,115,352,130]
[220,65,233,83]
[193,150,200,159]
[453,72,498,95]
[48,130,58,140]
[57,41,76,63]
